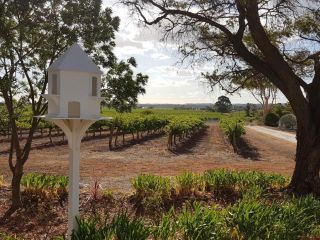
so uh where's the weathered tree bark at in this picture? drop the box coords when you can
[290,122,320,195]
[11,164,23,209]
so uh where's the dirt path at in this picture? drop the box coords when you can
[247,126,297,143]
[0,123,296,192]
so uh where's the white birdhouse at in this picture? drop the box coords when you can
[37,43,111,238]
[43,43,103,120]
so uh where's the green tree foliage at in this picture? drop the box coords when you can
[0,0,120,211]
[214,96,232,113]
[103,57,148,113]
[272,103,293,118]
[279,114,297,130]
[264,112,280,127]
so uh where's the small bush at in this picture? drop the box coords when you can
[132,174,172,213]
[73,216,113,240]
[278,113,297,130]
[219,117,245,152]
[220,118,245,141]
[177,202,228,240]
[152,209,176,240]
[112,212,150,240]
[264,112,279,127]
[175,172,203,196]
[203,169,238,192]
[102,189,114,201]
[132,174,171,198]
[21,173,68,203]
[227,195,320,240]
[73,212,150,240]
[237,171,288,190]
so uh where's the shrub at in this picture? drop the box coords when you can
[102,189,114,201]
[132,174,172,213]
[177,202,228,240]
[278,113,297,130]
[73,212,150,240]
[202,170,288,199]
[21,173,68,200]
[264,112,279,127]
[203,169,238,192]
[219,117,245,152]
[112,212,150,240]
[237,171,288,190]
[132,174,171,198]
[152,209,176,240]
[227,195,320,240]
[72,217,113,240]
[175,172,203,196]
[219,118,245,142]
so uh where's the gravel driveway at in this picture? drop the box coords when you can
[247,126,296,143]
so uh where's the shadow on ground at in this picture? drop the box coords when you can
[111,132,165,152]
[169,127,209,155]
[237,137,261,160]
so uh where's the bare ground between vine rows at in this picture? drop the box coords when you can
[0,122,296,193]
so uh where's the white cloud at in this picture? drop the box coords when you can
[150,52,171,60]
[103,0,288,104]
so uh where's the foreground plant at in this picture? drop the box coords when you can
[72,212,150,240]
[177,202,228,240]
[21,173,68,203]
[227,195,320,240]
[132,174,172,213]
[175,172,203,196]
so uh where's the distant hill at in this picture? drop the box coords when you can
[137,103,262,110]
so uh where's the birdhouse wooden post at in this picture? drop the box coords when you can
[38,43,110,238]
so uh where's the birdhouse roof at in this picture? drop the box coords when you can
[48,43,103,74]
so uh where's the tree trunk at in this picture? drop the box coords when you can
[49,127,53,144]
[290,125,320,195]
[262,97,270,117]
[11,164,23,208]
[109,127,113,150]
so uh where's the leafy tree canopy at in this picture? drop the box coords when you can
[103,57,148,113]
[215,95,232,113]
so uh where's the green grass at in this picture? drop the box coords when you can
[175,172,204,196]
[73,212,150,240]
[71,170,319,240]
[227,195,320,240]
[21,173,68,197]
[0,233,23,240]
[131,174,172,198]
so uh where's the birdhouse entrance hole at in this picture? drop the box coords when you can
[68,101,80,118]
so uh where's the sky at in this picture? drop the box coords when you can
[103,1,287,104]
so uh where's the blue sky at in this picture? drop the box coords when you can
[103,1,287,104]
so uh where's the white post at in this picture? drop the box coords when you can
[67,120,81,237]
[52,119,95,239]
